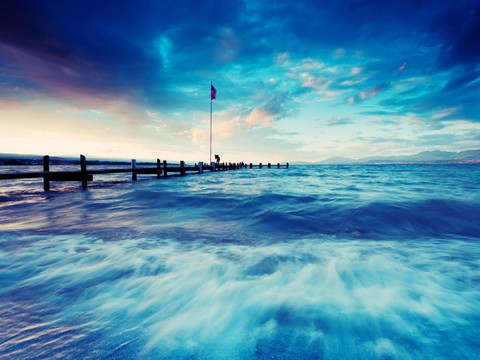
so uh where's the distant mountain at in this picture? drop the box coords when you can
[319,149,480,164]
[455,149,480,160]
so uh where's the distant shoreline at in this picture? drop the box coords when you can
[1,148,479,166]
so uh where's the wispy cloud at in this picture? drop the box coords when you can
[325,117,353,126]
[1,0,479,161]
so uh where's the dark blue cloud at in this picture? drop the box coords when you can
[1,0,479,123]
[0,0,246,106]
[431,0,480,68]
[443,70,480,92]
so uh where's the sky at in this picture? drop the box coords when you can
[0,0,479,163]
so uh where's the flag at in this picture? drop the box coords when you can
[211,84,217,100]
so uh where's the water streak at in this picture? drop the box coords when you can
[1,164,479,359]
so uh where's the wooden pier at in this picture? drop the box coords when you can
[0,155,289,190]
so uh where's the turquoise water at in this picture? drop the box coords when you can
[1,164,479,359]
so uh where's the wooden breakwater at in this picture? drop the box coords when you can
[0,155,289,191]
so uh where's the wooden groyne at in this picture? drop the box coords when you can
[0,155,289,190]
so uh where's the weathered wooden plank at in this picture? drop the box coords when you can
[47,172,93,182]
[0,172,46,180]
[0,172,92,181]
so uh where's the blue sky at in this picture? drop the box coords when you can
[0,0,479,162]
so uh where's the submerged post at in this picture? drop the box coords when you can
[198,161,203,174]
[250,163,253,169]
[43,155,50,191]
[268,163,271,169]
[286,162,289,169]
[80,155,88,188]
[277,163,280,168]
[259,162,263,169]
[156,159,161,179]
[132,159,137,181]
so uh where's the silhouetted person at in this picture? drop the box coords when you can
[215,154,220,166]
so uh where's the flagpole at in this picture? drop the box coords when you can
[210,81,212,165]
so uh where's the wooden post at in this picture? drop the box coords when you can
[80,155,88,188]
[286,162,289,168]
[268,163,271,168]
[250,163,253,169]
[180,161,185,176]
[43,155,50,191]
[198,161,203,174]
[259,162,262,169]
[132,159,137,181]
[277,163,280,168]
[211,162,215,172]
[163,160,168,177]
[156,159,161,179]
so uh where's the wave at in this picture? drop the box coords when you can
[1,235,479,359]
[1,181,479,242]
[1,165,479,359]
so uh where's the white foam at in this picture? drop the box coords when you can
[2,235,479,358]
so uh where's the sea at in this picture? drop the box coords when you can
[0,163,479,359]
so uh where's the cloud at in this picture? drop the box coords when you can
[246,93,288,127]
[215,27,243,63]
[325,117,353,126]
[276,52,291,66]
[354,136,409,144]
[359,110,398,116]
[246,108,277,127]
[442,70,480,92]
[0,0,246,106]
[432,1,480,68]
[347,82,391,104]
[431,107,461,120]
[1,0,480,161]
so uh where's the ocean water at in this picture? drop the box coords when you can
[0,164,479,359]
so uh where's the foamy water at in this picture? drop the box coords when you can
[1,164,479,359]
